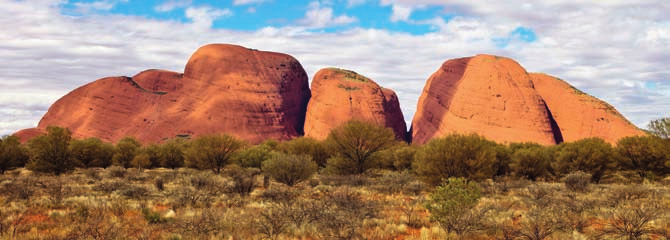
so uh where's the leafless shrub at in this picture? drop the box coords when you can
[38,176,73,205]
[2,178,36,201]
[175,209,226,238]
[258,186,300,205]
[372,171,416,194]
[83,168,101,181]
[255,205,288,240]
[562,171,591,192]
[605,184,652,208]
[66,204,125,240]
[401,196,425,228]
[314,187,379,240]
[224,168,257,196]
[491,217,523,240]
[519,208,556,240]
[120,184,152,199]
[596,207,662,240]
[524,184,558,206]
[107,166,126,178]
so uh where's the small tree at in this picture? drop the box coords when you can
[277,137,330,167]
[112,136,142,168]
[617,135,670,178]
[234,143,275,169]
[324,120,397,175]
[186,134,246,174]
[0,135,29,174]
[414,134,499,185]
[69,137,114,168]
[648,117,670,139]
[26,126,77,175]
[160,139,186,169]
[425,178,484,237]
[554,138,617,183]
[262,154,317,187]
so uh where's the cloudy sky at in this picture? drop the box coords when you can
[1,0,668,135]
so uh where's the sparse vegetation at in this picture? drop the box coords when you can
[3,125,670,239]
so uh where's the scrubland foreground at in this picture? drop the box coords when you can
[0,168,669,240]
[2,120,670,239]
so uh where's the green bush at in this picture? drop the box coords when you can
[378,143,417,171]
[413,134,499,185]
[425,178,483,236]
[112,136,142,168]
[233,143,275,169]
[509,143,552,181]
[323,120,397,175]
[186,134,246,174]
[0,135,29,174]
[69,137,114,168]
[554,138,617,183]
[262,154,317,187]
[616,135,670,178]
[27,126,78,175]
[161,139,187,169]
[277,137,330,168]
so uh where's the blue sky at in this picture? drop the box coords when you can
[0,0,668,134]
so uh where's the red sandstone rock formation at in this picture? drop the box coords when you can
[530,73,645,144]
[304,68,407,140]
[411,55,561,145]
[15,44,311,144]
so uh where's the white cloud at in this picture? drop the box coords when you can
[390,4,412,22]
[185,6,233,29]
[297,1,357,28]
[154,0,192,12]
[233,0,269,6]
[0,0,668,136]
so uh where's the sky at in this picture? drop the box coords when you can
[1,0,669,135]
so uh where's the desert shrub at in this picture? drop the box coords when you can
[509,143,552,181]
[255,204,289,240]
[66,204,125,240]
[315,187,380,240]
[138,144,163,169]
[39,176,72,205]
[0,135,30,174]
[617,135,670,178]
[277,137,330,168]
[120,184,152,199]
[596,207,661,240]
[224,165,258,196]
[424,177,485,237]
[2,179,36,200]
[233,144,275,169]
[186,134,246,174]
[131,153,152,172]
[414,134,499,185]
[262,153,317,187]
[174,209,226,238]
[554,138,618,183]
[69,137,114,168]
[160,139,187,169]
[605,184,652,207]
[372,170,421,194]
[141,208,163,224]
[112,136,142,168]
[561,171,591,192]
[378,143,417,171]
[189,173,221,192]
[107,165,126,178]
[26,126,78,175]
[519,208,557,240]
[323,120,397,175]
[259,186,301,204]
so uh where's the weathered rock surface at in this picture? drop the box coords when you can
[304,68,407,140]
[15,44,311,144]
[411,55,561,145]
[530,73,645,144]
